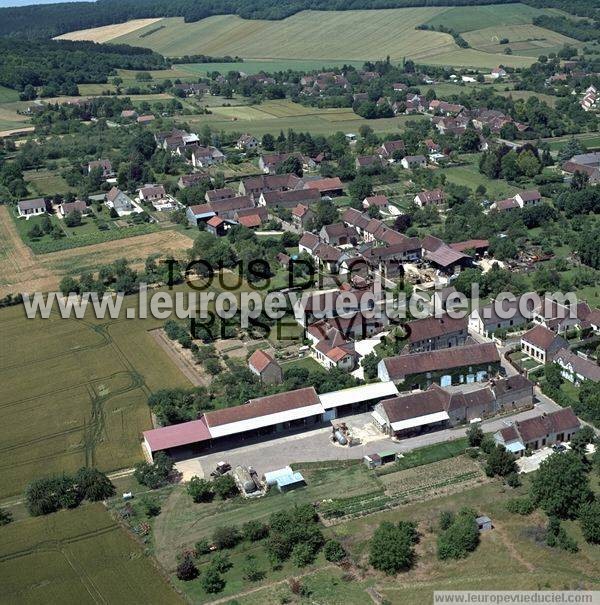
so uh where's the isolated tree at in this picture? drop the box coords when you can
[59,276,79,295]
[437,508,479,560]
[64,209,82,227]
[544,363,563,390]
[361,352,379,380]
[324,540,346,562]
[348,173,373,200]
[531,451,592,519]
[212,474,238,500]
[369,521,415,574]
[466,423,484,448]
[188,476,214,503]
[212,525,241,550]
[242,521,269,542]
[485,444,517,478]
[75,467,115,501]
[201,566,225,593]
[0,508,13,526]
[176,556,199,581]
[569,425,595,461]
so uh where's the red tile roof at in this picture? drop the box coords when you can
[383,342,500,380]
[144,418,211,452]
[522,325,565,351]
[204,387,319,427]
[248,349,276,373]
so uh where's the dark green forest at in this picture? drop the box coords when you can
[0,38,166,95]
[0,0,585,39]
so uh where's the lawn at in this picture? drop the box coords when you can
[439,154,521,200]
[1,504,182,605]
[24,169,74,196]
[0,292,191,500]
[112,10,536,68]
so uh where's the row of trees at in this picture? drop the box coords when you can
[26,468,115,516]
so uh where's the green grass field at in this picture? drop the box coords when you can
[188,98,414,135]
[0,85,20,103]
[462,24,578,57]
[424,3,554,32]
[113,10,536,68]
[1,504,182,605]
[0,295,190,501]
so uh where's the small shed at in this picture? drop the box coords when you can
[377,451,397,465]
[363,453,382,469]
[276,471,306,493]
[476,515,493,532]
[264,466,294,486]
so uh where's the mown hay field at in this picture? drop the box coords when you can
[111,10,536,68]
[1,504,182,605]
[0,295,191,500]
[54,18,163,42]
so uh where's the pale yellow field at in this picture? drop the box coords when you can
[55,18,163,42]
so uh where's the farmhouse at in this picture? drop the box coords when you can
[355,155,384,170]
[362,195,389,211]
[258,188,320,209]
[520,325,568,364]
[401,155,427,169]
[303,177,344,196]
[377,140,405,160]
[206,215,228,237]
[378,341,501,388]
[17,198,47,218]
[404,314,468,353]
[248,349,283,385]
[552,348,600,385]
[191,146,225,168]
[562,152,600,184]
[494,408,580,455]
[469,294,532,337]
[105,187,141,217]
[138,184,166,202]
[259,151,303,173]
[88,158,113,178]
[236,134,259,151]
[178,173,210,188]
[414,188,444,207]
[532,296,591,333]
[490,67,507,79]
[372,374,531,438]
[239,173,301,198]
[60,200,88,218]
[292,204,314,230]
[206,187,235,203]
[235,206,268,229]
[319,223,358,246]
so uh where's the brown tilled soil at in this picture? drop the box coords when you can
[0,207,195,297]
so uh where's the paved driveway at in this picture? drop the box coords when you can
[175,394,559,481]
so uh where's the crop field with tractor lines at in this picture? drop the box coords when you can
[0,504,182,605]
[0,297,191,500]
[108,9,538,68]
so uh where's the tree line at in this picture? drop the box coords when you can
[0,38,167,95]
